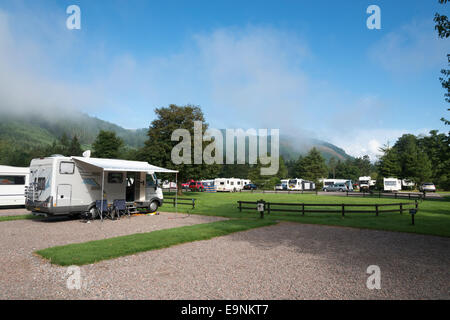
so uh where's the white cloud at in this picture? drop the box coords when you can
[369,20,450,75]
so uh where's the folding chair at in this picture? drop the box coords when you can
[113,199,129,219]
[95,200,109,221]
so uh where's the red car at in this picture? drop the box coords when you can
[189,181,205,191]
[182,179,195,189]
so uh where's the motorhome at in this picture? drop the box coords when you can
[280,179,289,190]
[322,178,353,191]
[0,166,30,207]
[25,155,177,217]
[358,176,376,191]
[214,178,245,192]
[383,178,402,192]
[401,179,415,190]
[288,178,316,191]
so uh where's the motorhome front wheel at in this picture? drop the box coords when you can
[148,201,159,213]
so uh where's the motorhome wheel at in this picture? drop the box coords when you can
[148,200,159,213]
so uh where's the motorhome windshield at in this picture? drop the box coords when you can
[289,179,297,184]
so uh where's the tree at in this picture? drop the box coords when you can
[434,0,450,124]
[92,130,124,159]
[137,104,220,194]
[293,148,328,183]
[68,135,83,156]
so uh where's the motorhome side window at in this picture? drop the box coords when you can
[60,162,75,174]
[37,177,46,190]
[0,176,25,185]
[108,173,123,184]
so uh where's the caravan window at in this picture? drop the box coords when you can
[0,176,25,185]
[108,173,123,184]
[60,162,75,174]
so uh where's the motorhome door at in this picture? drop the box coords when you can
[57,184,71,207]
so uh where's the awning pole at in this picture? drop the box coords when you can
[100,170,104,222]
[175,172,178,214]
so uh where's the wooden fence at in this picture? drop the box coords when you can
[165,197,196,209]
[237,200,418,217]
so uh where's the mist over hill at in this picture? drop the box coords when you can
[0,109,352,161]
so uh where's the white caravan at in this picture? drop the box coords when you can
[0,166,30,207]
[383,178,402,192]
[401,179,415,190]
[25,155,177,216]
[288,178,316,191]
[214,178,244,192]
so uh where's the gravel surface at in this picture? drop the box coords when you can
[0,216,448,299]
[0,208,29,217]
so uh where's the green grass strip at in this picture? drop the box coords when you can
[36,219,276,266]
[0,214,42,222]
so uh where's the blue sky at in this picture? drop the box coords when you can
[0,0,448,159]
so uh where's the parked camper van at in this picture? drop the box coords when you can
[288,178,316,191]
[0,166,30,207]
[358,176,376,192]
[25,155,175,217]
[383,178,401,192]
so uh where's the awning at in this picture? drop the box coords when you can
[72,157,178,173]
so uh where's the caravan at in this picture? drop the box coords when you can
[214,178,246,192]
[0,166,30,207]
[25,155,177,217]
[383,178,402,192]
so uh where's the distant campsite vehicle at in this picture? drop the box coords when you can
[25,154,177,217]
[244,183,257,190]
[383,178,402,192]
[420,182,436,192]
[401,179,415,190]
[358,176,376,192]
[162,180,177,189]
[189,181,205,191]
[0,166,30,207]
[214,178,247,192]
[322,183,349,192]
[288,178,316,191]
[322,178,353,191]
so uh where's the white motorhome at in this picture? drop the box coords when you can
[288,178,316,191]
[383,178,402,192]
[25,155,177,217]
[0,166,30,207]
[214,178,244,192]
[401,179,415,190]
[358,176,376,191]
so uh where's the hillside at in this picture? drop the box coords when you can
[0,109,352,161]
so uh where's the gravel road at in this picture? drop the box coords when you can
[0,215,448,299]
[0,208,29,217]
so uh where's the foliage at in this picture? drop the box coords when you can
[292,148,328,183]
[92,130,124,159]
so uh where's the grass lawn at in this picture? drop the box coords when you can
[0,214,42,222]
[36,219,276,266]
[162,192,450,237]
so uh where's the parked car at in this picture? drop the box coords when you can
[420,182,436,192]
[243,183,257,190]
[274,184,284,191]
[189,181,205,191]
[323,183,348,192]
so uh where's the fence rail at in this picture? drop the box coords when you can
[237,200,418,217]
[164,197,196,209]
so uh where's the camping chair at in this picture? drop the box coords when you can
[113,199,129,219]
[95,200,109,220]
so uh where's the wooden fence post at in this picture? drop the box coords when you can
[192,199,195,209]
[267,202,271,215]
[302,203,305,216]
[400,203,403,215]
[375,204,378,217]
[342,204,345,217]
[173,197,176,207]
[238,201,242,212]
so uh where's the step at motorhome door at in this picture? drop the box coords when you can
[57,184,72,207]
